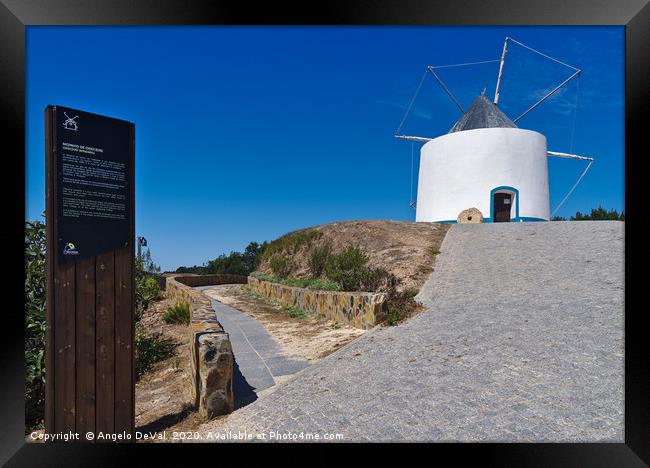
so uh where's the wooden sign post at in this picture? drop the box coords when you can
[44,106,135,440]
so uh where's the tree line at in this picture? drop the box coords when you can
[175,241,268,276]
[551,206,624,221]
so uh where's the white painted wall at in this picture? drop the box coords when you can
[415,128,550,222]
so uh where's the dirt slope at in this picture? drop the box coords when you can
[258,220,450,291]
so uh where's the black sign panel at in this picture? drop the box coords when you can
[52,106,133,263]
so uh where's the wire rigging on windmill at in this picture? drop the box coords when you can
[395,36,593,223]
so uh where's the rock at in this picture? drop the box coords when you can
[168,275,235,419]
[195,332,234,418]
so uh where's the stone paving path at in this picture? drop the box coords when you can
[195,286,310,407]
[205,222,624,442]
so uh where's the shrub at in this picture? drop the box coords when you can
[360,267,393,292]
[135,331,176,379]
[135,272,162,321]
[308,242,332,278]
[269,254,292,278]
[135,252,162,322]
[303,278,341,291]
[250,271,340,290]
[163,302,190,325]
[25,221,46,431]
[133,249,169,379]
[384,285,420,326]
[250,271,275,282]
[325,246,369,291]
[283,305,310,319]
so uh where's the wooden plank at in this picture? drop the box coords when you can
[114,246,133,436]
[75,256,96,435]
[115,123,135,436]
[49,106,76,433]
[53,261,75,433]
[95,251,115,437]
[44,107,55,435]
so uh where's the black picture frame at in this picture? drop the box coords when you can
[2,0,647,465]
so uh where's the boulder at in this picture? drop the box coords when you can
[194,331,234,418]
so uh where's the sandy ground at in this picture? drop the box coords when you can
[202,284,366,361]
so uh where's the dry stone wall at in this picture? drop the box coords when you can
[247,276,386,330]
[166,274,245,418]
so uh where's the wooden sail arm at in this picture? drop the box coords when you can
[547,150,593,161]
[394,134,433,143]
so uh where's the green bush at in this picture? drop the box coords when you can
[302,278,341,291]
[250,271,340,291]
[359,267,393,292]
[269,254,292,278]
[308,242,332,278]
[249,271,277,282]
[384,284,420,326]
[133,249,169,380]
[283,304,310,319]
[135,257,162,321]
[25,220,46,431]
[262,244,393,293]
[325,246,370,291]
[135,331,176,379]
[163,302,190,325]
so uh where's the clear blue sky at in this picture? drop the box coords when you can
[26,26,624,271]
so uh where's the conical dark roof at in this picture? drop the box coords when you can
[448,94,517,134]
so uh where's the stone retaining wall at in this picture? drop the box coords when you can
[166,274,245,418]
[247,276,386,330]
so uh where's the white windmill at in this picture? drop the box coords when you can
[395,37,593,223]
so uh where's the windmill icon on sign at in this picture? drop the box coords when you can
[63,112,79,131]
